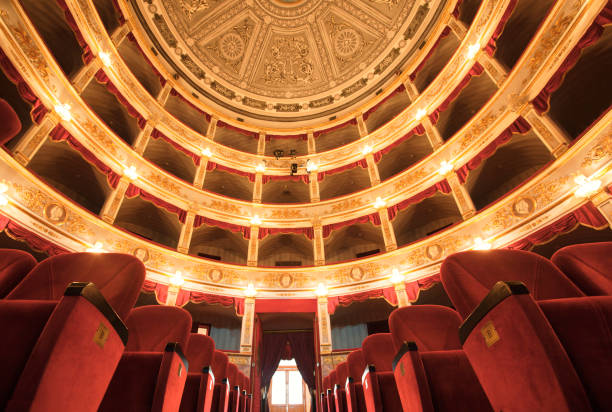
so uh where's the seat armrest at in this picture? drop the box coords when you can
[151,342,189,412]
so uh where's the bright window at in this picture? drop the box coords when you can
[271,359,304,406]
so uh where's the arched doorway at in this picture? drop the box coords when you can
[269,359,310,412]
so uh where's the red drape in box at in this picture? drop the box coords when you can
[410,27,451,81]
[373,124,426,162]
[257,227,315,240]
[313,118,358,138]
[507,202,608,250]
[429,62,485,125]
[404,274,441,302]
[111,0,126,24]
[387,180,452,220]
[317,159,368,181]
[484,0,518,55]
[175,289,245,315]
[451,0,464,18]
[150,129,200,165]
[94,69,147,129]
[531,6,612,114]
[216,120,258,139]
[193,215,251,239]
[142,279,169,304]
[327,287,398,314]
[55,0,94,63]
[49,124,121,188]
[126,33,166,86]
[456,116,531,183]
[322,213,381,238]
[265,133,307,141]
[0,216,68,256]
[261,174,310,184]
[362,85,407,121]
[254,299,317,313]
[287,332,316,390]
[169,89,211,121]
[206,161,256,182]
[0,48,49,124]
[125,184,187,222]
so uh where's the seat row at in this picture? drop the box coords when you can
[321,241,612,411]
[0,249,252,412]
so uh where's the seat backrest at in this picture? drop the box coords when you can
[323,375,330,390]
[347,349,366,381]
[336,362,349,388]
[362,333,395,372]
[7,252,146,319]
[328,370,337,389]
[389,305,462,352]
[227,363,238,386]
[213,350,229,380]
[0,98,22,144]
[441,250,584,318]
[125,305,191,352]
[186,333,216,372]
[0,249,36,298]
[552,242,612,295]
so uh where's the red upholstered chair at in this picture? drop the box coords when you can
[180,333,216,412]
[334,362,349,412]
[345,350,367,412]
[442,249,612,411]
[227,363,241,412]
[0,252,145,411]
[99,305,192,412]
[0,249,36,298]
[210,350,230,412]
[0,98,21,145]
[244,376,251,412]
[321,375,330,412]
[552,242,612,296]
[361,333,402,412]
[389,305,492,412]
[327,369,338,412]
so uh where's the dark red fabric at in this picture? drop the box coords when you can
[387,180,452,220]
[373,124,426,162]
[317,160,367,182]
[54,0,94,63]
[0,99,22,145]
[429,62,484,125]
[111,0,126,24]
[328,288,398,315]
[347,350,366,382]
[212,350,229,381]
[8,252,145,320]
[404,274,441,302]
[441,249,584,319]
[388,305,462,352]
[176,290,245,316]
[126,33,166,86]
[257,226,314,240]
[186,333,216,372]
[216,120,257,139]
[322,213,382,238]
[151,129,200,165]
[393,348,434,412]
[287,332,316,389]
[260,333,287,389]
[484,0,518,55]
[313,118,358,138]
[362,333,395,372]
[265,133,307,141]
[254,299,317,313]
[124,184,187,222]
[169,89,210,121]
[94,69,147,129]
[142,279,169,304]
[0,249,36,298]
[552,242,612,296]
[532,5,612,114]
[49,124,121,188]
[206,161,256,182]
[410,27,451,81]
[0,49,49,124]
[456,116,531,183]
[362,85,406,121]
[193,215,251,239]
[125,305,192,351]
[4,220,68,256]
[507,202,608,251]
[261,174,309,184]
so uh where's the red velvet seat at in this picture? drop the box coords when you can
[345,349,367,412]
[227,363,241,412]
[552,242,612,296]
[0,249,36,298]
[210,350,230,412]
[0,252,145,411]
[361,333,403,412]
[334,362,349,412]
[321,375,330,412]
[0,98,21,145]
[442,249,612,411]
[327,369,338,412]
[99,305,192,412]
[389,305,493,412]
[180,333,216,412]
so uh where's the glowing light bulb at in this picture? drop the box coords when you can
[390,268,405,285]
[0,182,9,206]
[316,283,328,297]
[415,108,427,121]
[86,241,105,253]
[170,271,185,287]
[255,161,266,172]
[244,283,257,298]
[54,103,72,121]
[306,159,318,173]
[473,237,492,251]
[467,43,480,59]
[99,51,112,67]
[373,196,386,209]
[438,161,454,176]
[124,165,139,180]
[574,175,602,198]
[250,215,262,226]
[201,147,212,157]
[362,145,373,155]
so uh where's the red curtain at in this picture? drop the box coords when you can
[410,27,451,81]
[484,0,518,55]
[49,124,121,188]
[0,217,68,256]
[362,84,407,121]
[322,213,381,238]
[94,70,147,129]
[55,0,94,64]
[216,120,258,139]
[125,184,187,222]
[456,116,531,183]
[175,289,245,315]
[287,332,316,390]
[0,48,49,124]
[532,5,612,114]
[260,332,289,400]
[429,62,485,125]
[313,118,358,138]
[373,124,426,162]
[206,161,256,182]
[257,227,314,240]
[327,287,398,314]
[262,174,310,184]
[387,180,452,220]
[265,133,307,141]
[126,33,166,86]
[151,129,200,165]
[404,274,441,302]
[317,159,368,181]
[168,89,211,121]
[193,215,251,239]
[142,279,169,304]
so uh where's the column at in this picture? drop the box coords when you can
[447,172,477,219]
[309,173,320,202]
[307,131,316,154]
[13,114,58,166]
[156,82,172,106]
[72,58,101,94]
[247,226,259,266]
[423,117,445,149]
[240,297,256,353]
[253,173,263,203]
[111,24,130,47]
[193,157,207,189]
[132,123,153,155]
[356,114,368,137]
[447,16,467,39]
[403,78,420,101]
[524,107,570,157]
[177,211,196,254]
[394,283,411,307]
[206,116,218,139]
[166,284,180,306]
[313,222,325,266]
[592,190,612,227]
[100,176,130,223]
[477,52,508,87]
[257,132,266,155]
[379,209,398,251]
[365,153,381,186]
[317,296,332,354]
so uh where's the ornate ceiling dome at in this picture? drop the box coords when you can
[127,0,444,125]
